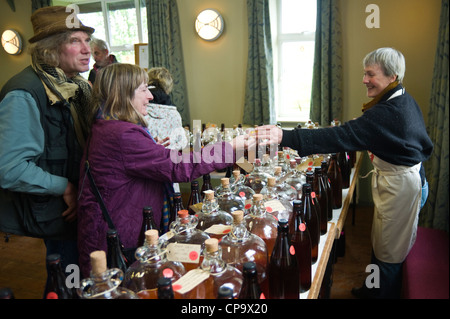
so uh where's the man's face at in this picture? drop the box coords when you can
[92,46,110,67]
[59,31,91,78]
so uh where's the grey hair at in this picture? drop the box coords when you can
[363,47,405,83]
[90,38,110,52]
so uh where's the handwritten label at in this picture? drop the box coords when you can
[166,243,201,264]
[172,269,210,295]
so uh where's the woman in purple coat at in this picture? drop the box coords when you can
[77,63,250,278]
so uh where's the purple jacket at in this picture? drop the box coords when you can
[77,119,234,277]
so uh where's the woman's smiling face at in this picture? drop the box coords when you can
[363,64,397,98]
[132,82,153,116]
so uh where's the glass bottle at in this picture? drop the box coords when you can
[285,159,305,199]
[306,171,322,234]
[138,206,158,247]
[321,160,334,221]
[244,194,278,259]
[291,200,312,293]
[313,167,329,235]
[244,158,271,194]
[197,190,233,239]
[44,254,75,299]
[229,170,255,205]
[328,153,343,209]
[268,219,300,299]
[217,285,234,299]
[187,180,202,215]
[123,229,186,299]
[201,174,213,200]
[216,178,245,214]
[239,262,265,299]
[338,151,351,189]
[170,192,184,224]
[276,151,289,173]
[157,277,175,299]
[106,229,129,273]
[260,153,274,175]
[164,210,210,272]
[0,287,15,299]
[78,250,139,299]
[301,183,320,264]
[273,166,298,201]
[219,210,269,294]
[198,238,243,299]
[260,176,293,224]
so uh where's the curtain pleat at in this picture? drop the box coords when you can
[421,0,449,232]
[146,0,190,126]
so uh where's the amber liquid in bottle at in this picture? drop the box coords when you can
[313,167,329,235]
[338,151,351,189]
[291,200,312,293]
[321,160,334,221]
[138,206,158,247]
[268,219,300,299]
[239,262,264,299]
[187,180,202,215]
[301,183,320,264]
[328,153,343,209]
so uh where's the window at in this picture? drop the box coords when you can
[271,0,317,123]
[66,0,148,77]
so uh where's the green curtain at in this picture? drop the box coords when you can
[420,0,449,232]
[243,0,275,126]
[310,0,343,126]
[146,0,190,126]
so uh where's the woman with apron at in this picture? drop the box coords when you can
[256,47,433,298]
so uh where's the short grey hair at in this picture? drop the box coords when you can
[90,38,110,52]
[363,47,405,83]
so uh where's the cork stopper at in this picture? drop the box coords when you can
[204,190,215,200]
[90,250,107,276]
[253,194,263,201]
[205,238,219,253]
[231,210,244,223]
[274,166,282,175]
[262,154,270,161]
[232,170,240,178]
[145,229,159,245]
[177,210,189,218]
[220,178,230,186]
[268,176,276,187]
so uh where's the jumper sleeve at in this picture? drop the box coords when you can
[120,126,234,183]
[0,90,67,195]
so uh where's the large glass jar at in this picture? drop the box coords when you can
[197,190,233,239]
[219,210,269,296]
[244,158,271,194]
[78,251,139,299]
[285,159,306,199]
[216,178,245,214]
[161,210,210,272]
[244,194,278,259]
[260,176,294,224]
[122,230,186,299]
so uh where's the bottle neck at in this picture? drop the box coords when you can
[201,248,227,275]
[250,199,267,217]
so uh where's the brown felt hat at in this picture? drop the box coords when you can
[29,6,95,43]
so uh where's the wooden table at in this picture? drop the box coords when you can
[302,151,363,299]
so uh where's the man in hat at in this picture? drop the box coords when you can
[0,6,95,295]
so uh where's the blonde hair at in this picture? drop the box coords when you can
[147,67,174,94]
[90,63,149,127]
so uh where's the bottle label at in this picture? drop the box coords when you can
[162,268,174,278]
[264,199,285,212]
[166,243,201,264]
[239,191,246,197]
[299,223,306,232]
[172,269,210,295]
[204,224,232,235]
[289,245,296,256]
[46,292,58,299]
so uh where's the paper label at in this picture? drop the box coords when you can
[236,156,254,173]
[172,269,210,295]
[204,224,232,235]
[189,202,203,214]
[166,243,201,264]
[264,199,286,212]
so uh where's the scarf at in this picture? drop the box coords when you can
[31,61,92,149]
[362,80,399,112]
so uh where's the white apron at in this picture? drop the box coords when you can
[369,154,422,263]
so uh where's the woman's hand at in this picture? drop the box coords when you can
[155,136,171,148]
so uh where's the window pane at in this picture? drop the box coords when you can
[78,2,106,41]
[281,0,317,34]
[277,41,315,120]
[107,1,139,47]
